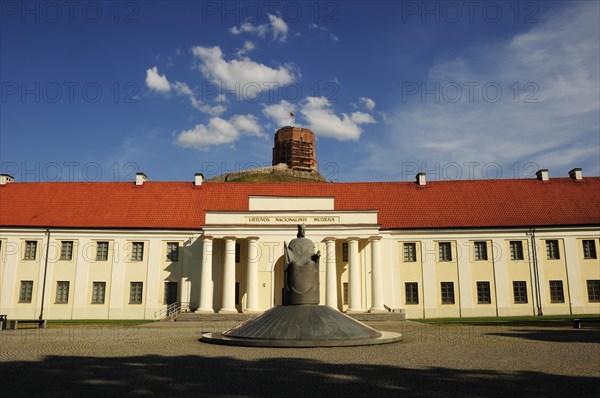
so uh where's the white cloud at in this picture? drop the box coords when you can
[358,97,376,111]
[236,40,256,58]
[192,45,296,91]
[175,114,265,149]
[148,77,226,116]
[172,81,192,96]
[174,81,227,116]
[308,22,339,42]
[189,97,227,117]
[268,14,288,42]
[230,114,265,137]
[359,2,600,179]
[145,66,171,93]
[350,111,376,124]
[230,22,268,38]
[230,14,288,42]
[300,97,374,141]
[262,100,296,127]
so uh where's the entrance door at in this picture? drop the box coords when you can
[273,256,285,305]
[164,282,178,305]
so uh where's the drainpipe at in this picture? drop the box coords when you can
[39,228,51,321]
[490,241,499,317]
[528,228,543,316]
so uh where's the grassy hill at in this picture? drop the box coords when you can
[226,173,328,183]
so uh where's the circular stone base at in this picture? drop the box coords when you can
[201,330,402,347]
[200,305,402,347]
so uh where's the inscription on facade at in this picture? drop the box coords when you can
[245,216,340,224]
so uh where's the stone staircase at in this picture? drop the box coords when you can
[175,312,255,322]
[175,310,405,322]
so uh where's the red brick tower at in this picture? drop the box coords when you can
[272,126,317,172]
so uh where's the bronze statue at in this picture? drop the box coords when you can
[283,224,320,305]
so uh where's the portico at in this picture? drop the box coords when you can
[198,196,384,314]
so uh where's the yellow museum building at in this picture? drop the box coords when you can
[0,128,598,320]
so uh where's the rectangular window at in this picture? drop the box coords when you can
[441,282,455,304]
[235,282,240,305]
[587,280,600,302]
[476,281,491,304]
[509,241,524,260]
[474,241,488,261]
[513,281,528,304]
[96,241,109,261]
[60,241,74,261]
[342,242,348,262]
[546,240,560,260]
[549,280,564,303]
[92,282,106,304]
[24,241,37,260]
[439,242,452,262]
[19,281,33,303]
[583,240,597,259]
[55,281,70,304]
[167,242,179,262]
[129,282,143,304]
[405,282,419,304]
[235,243,241,263]
[343,282,349,305]
[131,242,144,261]
[403,243,417,262]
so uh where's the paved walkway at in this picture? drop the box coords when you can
[1,320,599,397]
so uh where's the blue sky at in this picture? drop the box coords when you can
[1,1,598,182]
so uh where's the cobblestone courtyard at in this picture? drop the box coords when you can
[1,320,599,397]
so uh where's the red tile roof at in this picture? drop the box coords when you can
[1,178,599,230]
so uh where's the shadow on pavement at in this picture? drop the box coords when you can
[2,354,599,397]
[487,328,600,344]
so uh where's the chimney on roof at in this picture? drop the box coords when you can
[0,174,14,185]
[194,173,204,187]
[536,169,549,182]
[416,172,426,186]
[135,172,147,186]
[568,168,582,181]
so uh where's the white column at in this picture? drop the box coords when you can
[220,236,237,313]
[370,236,386,312]
[324,237,338,309]
[245,237,260,312]
[347,237,362,313]
[198,236,214,313]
